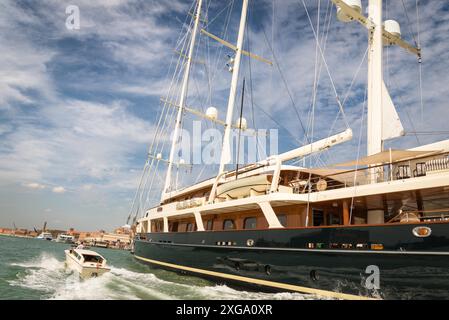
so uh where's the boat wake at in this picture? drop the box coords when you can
[8,252,330,300]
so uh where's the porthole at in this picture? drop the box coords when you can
[265,265,272,275]
[413,226,432,238]
[234,262,241,271]
[310,270,319,281]
[246,239,255,247]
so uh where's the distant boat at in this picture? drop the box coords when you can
[64,248,110,279]
[36,232,53,241]
[56,234,75,244]
[36,221,52,240]
[92,240,109,249]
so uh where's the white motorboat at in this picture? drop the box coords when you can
[64,248,110,279]
[36,232,53,241]
[56,234,75,243]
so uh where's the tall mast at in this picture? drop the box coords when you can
[366,0,385,223]
[367,0,383,157]
[331,0,420,156]
[162,0,203,201]
[217,0,249,177]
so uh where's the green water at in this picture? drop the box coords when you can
[0,235,316,300]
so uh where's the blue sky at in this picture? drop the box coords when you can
[1,0,448,231]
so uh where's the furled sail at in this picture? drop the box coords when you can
[382,80,405,141]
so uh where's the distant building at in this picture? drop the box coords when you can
[15,229,28,236]
[66,228,81,239]
[78,227,131,249]
[114,224,132,235]
[28,231,38,237]
[0,228,13,235]
[78,230,104,242]
[103,232,131,245]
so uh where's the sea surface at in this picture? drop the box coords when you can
[0,235,323,300]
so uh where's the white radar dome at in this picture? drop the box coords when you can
[384,20,401,37]
[336,0,362,23]
[383,20,401,45]
[206,107,218,121]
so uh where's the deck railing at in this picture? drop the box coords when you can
[291,153,449,194]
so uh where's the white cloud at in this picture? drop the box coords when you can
[82,184,93,191]
[52,186,66,194]
[24,182,46,190]
[0,98,157,189]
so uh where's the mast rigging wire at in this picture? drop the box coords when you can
[260,25,310,145]
[247,0,264,162]
[299,0,350,130]
[349,84,368,224]
[400,0,419,47]
[130,2,198,222]
[128,1,196,223]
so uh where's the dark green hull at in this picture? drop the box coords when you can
[134,222,449,299]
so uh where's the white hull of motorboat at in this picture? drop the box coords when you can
[37,232,53,241]
[64,249,110,279]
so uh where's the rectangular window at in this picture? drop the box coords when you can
[277,214,287,227]
[206,220,214,231]
[223,219,235,230]
[312,209,324,226]
[244,217,257,229]
[170,222,179,232]
[329,213,341,225]
[186,223,195,232]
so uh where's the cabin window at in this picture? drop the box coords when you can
[186,223,195,232]
[223,219,235,230]
[170,222,179,232]
[312,209,325,226]
[153,220,163,232]
[83,255,102,263]
[206,220,214,231]
[329,213,341,225]
[243,217,257,229]
[277,214,287,227]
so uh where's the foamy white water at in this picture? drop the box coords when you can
[8,251,326,300]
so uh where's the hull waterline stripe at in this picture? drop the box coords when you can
[140,241,449,255]
[134,255,376,300]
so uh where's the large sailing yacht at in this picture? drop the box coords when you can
[132,0,449,299]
